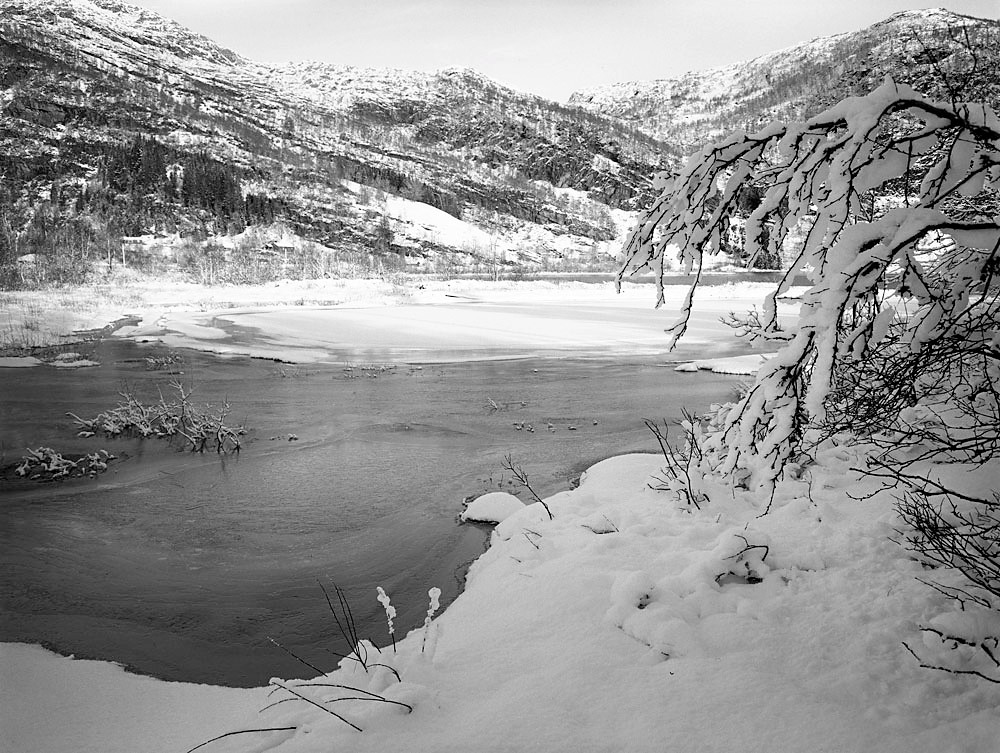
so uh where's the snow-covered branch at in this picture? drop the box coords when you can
[620,79,1000,493]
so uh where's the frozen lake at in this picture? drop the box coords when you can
[135,286,778,363]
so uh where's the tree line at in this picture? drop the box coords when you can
[1,136,287,285]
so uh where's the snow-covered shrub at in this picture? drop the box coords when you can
[376,586,397,652]
[620,78,1000,495]
[895,477,1000,683]
[644,412,710,508]
[903,603,1000,684]
[14,446,115,481]
[897,484,1000,611]
[421,587,442,655]
[818,266,999,464]
[67,380,244,453]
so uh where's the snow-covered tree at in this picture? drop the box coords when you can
[620,78,999,496]
[624,77,1000,680]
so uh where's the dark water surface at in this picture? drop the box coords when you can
[1,339,741,687]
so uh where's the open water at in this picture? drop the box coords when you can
[0,322,745,686]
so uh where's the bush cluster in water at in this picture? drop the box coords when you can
[68,379,244,453]
[16,447,115,481]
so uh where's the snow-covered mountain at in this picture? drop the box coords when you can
[569,9,999,151]
[1,2,996,271]
[0,0,671,269]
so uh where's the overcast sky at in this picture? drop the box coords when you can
[128,0,998,100]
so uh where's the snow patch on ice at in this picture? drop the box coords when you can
[675,353,771,375]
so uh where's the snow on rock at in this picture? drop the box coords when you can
[459,492,525,524]
[48,359,101,368]
[675,353,771,375]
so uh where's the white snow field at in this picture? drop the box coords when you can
[2,279,997,753]
[116,279,793,363]
[1,278,796,365]
[0,644,268,753]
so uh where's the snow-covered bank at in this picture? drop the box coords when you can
[5,450,998,753]
[0,643,265,753]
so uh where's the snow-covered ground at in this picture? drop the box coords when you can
[0,644,267,753]
[2,276,997,753]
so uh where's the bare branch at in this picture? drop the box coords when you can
[502,454,553,520]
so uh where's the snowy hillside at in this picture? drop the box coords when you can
[3,2,997,276]
[0,0,668,271]
[569,9,1000,149]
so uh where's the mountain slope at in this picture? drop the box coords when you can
[569,9,1000,151]
[0,0,672,274]
[4,3,996,281]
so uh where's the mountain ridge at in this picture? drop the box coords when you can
[1,1,997,282]
[2,0,677,276]
[568,7,999,149]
